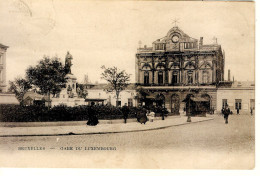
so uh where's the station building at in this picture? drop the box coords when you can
[135,26,225,115]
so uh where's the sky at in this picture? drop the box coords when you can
[0,0,255,84]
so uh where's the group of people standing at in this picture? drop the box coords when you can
[86,102,164,126]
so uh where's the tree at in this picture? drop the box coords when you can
[101,65,131,107]
[8,77,32,104]
[26,56,66,107]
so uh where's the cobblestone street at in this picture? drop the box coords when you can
[0,114,255,169]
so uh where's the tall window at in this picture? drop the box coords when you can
[144,71,149,85]
[172,71,178,84]
[222,99,227,108]
[128,98,133,107]
[158,71,163,84]
[235,99,242,110]
[250,99,255,109]
[187,71,193,84]
[202,71,208,83]
[0,70,2,82]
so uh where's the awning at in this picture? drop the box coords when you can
[146,95,156,99]
[85,98,106,102]
[182,96,209,102]
[190,97,209,102]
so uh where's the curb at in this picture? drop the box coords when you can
[0,118,214,137]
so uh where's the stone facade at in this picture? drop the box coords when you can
[0,43,8,93]
[136,26,224,115]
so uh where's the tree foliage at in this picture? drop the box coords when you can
[8,77,32,103]
[26,56,66,96]
[101,65,131,106]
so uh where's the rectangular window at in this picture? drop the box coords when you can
[128,98,133,107]
[116,101,121,107]
[235,99,242,110]
[250,99,255,109]
[222,99,227,108]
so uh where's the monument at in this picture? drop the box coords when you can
[51,52,86,107]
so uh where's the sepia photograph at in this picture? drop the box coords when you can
[0,0,256,171]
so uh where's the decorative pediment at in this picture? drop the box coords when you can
[155,62,166,70]
[141,63,152,71]
[199,61,212,69]
[184,61,196,70]
[169,62,180,69]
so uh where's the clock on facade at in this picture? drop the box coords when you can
[172,35,179,43]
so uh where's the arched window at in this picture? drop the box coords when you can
[202,71,208,83]
[172,71,178,84]
[144,71,149,85]
[158,71,163,85]
[187,71,193,84]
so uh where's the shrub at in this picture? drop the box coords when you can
[0,104,142,122]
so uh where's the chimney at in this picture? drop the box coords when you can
[199,37,203,46]
[144,45,147,49]
[138,40,142,49]
[228,69,231,81]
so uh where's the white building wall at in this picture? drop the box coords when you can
[0,46,7,92]
[86,89,137,107]
[217,88,255,114]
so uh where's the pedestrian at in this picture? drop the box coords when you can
[149,110,155,122]
[122,103,130,124]
[212,107,215,114]
[236,107,239,115]
[250,107,253,116]
[139,108,148,124]
[87,102,99,126]
[161,105,167,120]
[223,105,231,124]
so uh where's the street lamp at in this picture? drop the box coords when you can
[162,103,165,120]
[187,96,191,122]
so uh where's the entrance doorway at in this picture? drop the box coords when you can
[156,94,165,107]
[201,94,211,112]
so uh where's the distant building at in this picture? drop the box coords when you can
[135,25,224,115]
[23,91,49,106]
[0,43,8,93]
[86,83,137,107]
[0,43,19,105]
[217,81,255,114]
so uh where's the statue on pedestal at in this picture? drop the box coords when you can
[65,51,73,74]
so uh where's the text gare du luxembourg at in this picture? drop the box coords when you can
[17,146,117,151]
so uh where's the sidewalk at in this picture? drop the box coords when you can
[0,116,214,137]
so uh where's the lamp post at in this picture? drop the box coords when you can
[161,102,165,120]
[187,96,191,122]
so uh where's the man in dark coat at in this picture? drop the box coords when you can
[87,102,99,126]
[139,108,148,124]
[122,103,130,124]
[237,108,240,115]
[223,105,231,124]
